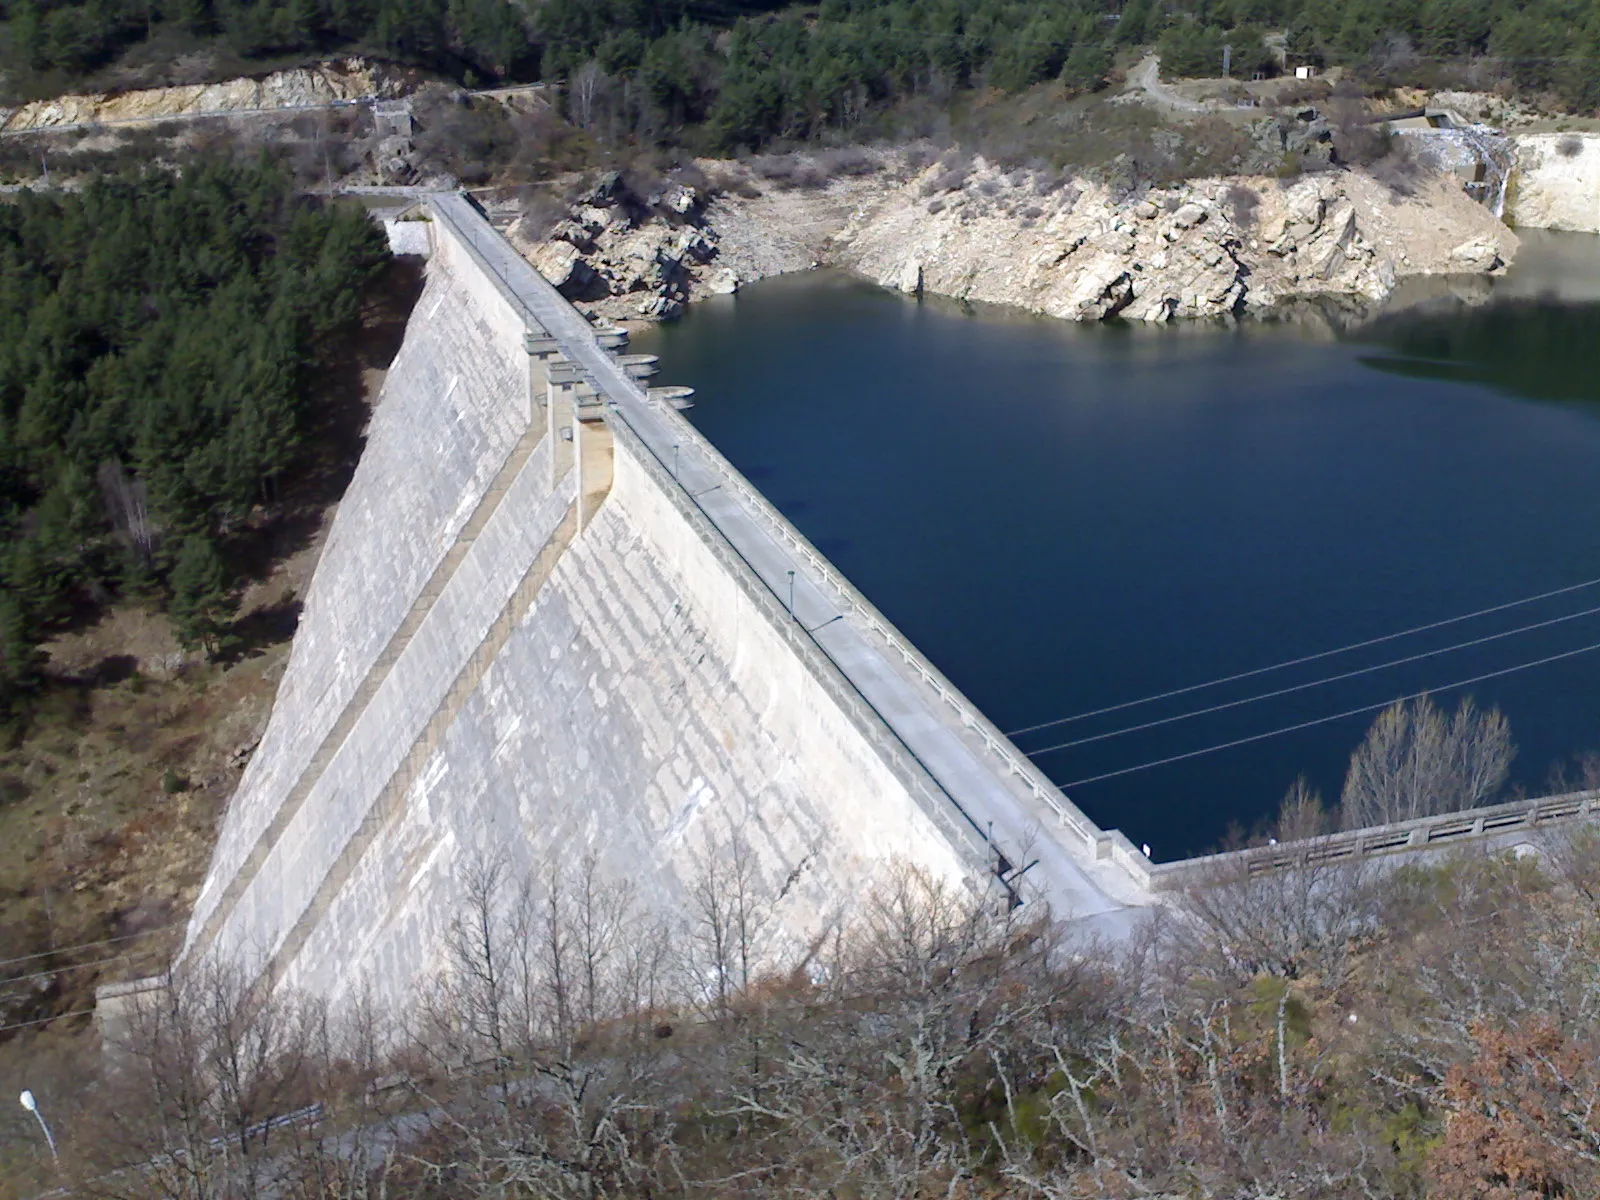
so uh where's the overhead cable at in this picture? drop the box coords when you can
[1007,573,1600,737]
[1051,637,1600,786]
[0,1008,96,1036]
[0,955,133,989]
[1029,598,1600,755]
[0,926,177,973]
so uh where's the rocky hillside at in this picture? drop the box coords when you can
[515,153,1517,326]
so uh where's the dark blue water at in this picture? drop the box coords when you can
[636,233,1600,858]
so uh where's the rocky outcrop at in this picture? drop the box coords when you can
[838,168,1392,321]
[830,159,1515,322]
[515,153,1518,326]
[513,173,734,321]
[1506,132,1600,233]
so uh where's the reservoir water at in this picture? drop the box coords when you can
[636,232,1600,858]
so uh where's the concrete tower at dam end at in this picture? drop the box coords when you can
[174,194,1156,1012]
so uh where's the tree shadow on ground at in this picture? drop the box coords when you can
[227,255,427,588]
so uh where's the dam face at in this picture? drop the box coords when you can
[180,196,1151,1011]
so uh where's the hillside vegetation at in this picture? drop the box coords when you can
[0,162,389,710]
[5,0,1600,137]
[14,835,1600,1199]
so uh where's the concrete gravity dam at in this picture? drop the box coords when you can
[176,194,1155,1011]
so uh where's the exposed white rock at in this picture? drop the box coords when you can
[1507,132,1600,232]
[514,151,1518,327]
[1449,237,1502,271]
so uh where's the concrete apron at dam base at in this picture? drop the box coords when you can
[98,195,1600,1032]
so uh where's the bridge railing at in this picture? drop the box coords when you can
[1148,788,1600,892]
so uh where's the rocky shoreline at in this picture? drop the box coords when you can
[511,152,1518,328]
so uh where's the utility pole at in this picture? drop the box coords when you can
[1222,43,1232,77]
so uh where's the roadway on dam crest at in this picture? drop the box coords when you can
[428,194,1149,925]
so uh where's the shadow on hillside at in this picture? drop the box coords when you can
[228,255,427,590]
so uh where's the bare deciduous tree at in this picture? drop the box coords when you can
[1341,694,1514,830]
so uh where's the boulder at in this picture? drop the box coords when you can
[1449,236,1501,272]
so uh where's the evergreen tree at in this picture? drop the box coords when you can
[167,533,233,655]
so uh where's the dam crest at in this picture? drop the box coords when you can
[174,194,1153,1011]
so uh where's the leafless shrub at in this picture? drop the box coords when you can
[815,146,877,176]
[1365,138,1426,196]
[1032,168,1066,195]
[977,177,1001,197]
[1178,779,1375,984]
[514,188,572,242]
[750,152,828,190]
[1340,695,1514,830]
[1558,134,1585,158]
[669,162,711,193]
[926,198,946,214]
[708,164,761,198]
[1021,204,1043,220]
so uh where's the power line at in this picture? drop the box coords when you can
[0,926,178,973]
[0,1008,96,1036]
[1028,599,1600,756]
[1007,574,1600,737]
[1052,637,1600,788]
[0,955,133,989]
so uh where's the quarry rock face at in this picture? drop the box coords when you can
[1507,132,1600,233]
[0,58,404,131]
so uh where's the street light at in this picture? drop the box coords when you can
[19,1089,57,1163]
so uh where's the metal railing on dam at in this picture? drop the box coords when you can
[423,193,1153,920]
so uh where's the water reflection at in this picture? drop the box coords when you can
[1355,230,1600,403]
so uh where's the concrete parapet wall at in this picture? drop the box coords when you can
[1149,789,1600,891]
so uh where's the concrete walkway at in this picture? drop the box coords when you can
[431,194,1151,925]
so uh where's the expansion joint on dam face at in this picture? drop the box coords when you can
[185,367,558,968]
[261,496,582,995]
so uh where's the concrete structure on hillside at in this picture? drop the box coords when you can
[174,194,1155,1013]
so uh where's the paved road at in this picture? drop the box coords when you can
[430,193,1144,926]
